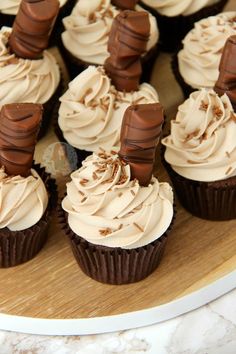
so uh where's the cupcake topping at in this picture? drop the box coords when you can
[141,0,218,17]
[0,167,48,231]
[0,103,42,177]
[162,89,236,182]
[119,103,164,186]
[9,0,59,59]
[0,27,60,106]
[61,0,158,65]
[178,12,236,89]
[58,65,159,152]
[62,149,173,249]
[104,10,150,92]
[214,35,236,112]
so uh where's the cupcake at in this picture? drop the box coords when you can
[0,0,76,45]
[57,11,160,166]
[140,0,228,52]
[0,103,57,267]
[61,0,159,81]
[0,0,62,139]
[172,12,236,98]
[162,86,236,220]
[60,103,174,284]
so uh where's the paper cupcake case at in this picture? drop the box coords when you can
[140,0,228,52]
[0,164,58,268]
[161,148,236,221]
[58,204,176,285]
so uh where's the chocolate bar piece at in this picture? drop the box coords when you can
[214,35,236,112]
[0,103,43,177]
[111,0,138,10]
[119,103,164,186]
[104,10,150,92]
[9,0,59,59]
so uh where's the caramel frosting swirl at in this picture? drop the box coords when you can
[0,0,67,14]
[61,0,158,64]
[62,150,173,249]
[178,12,236,90]
[58,66,159,152]
[162,89,236,182]
[0,27,60,105]
[141,0,218,17]
[0,168,48,231]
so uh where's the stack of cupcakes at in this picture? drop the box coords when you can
[59,103,175,285]
[0,0,62,139]
[0,103,56,267]
[57,9,160,166]
[60,0,159,82]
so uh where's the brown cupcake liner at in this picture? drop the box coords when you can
[0,163,57,268]
[140,0,228,52]
[60,44,159,83]
[171,50,195,99]
[58,202,175,285]
[161,146,236,221]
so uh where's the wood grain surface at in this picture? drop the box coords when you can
[0,1,235,320]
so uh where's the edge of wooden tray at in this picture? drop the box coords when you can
[0,269,235,336]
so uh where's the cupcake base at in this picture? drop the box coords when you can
[0,164,57,268]
[58,206,174,285]
[162,151,236,221]
[60,44,159,82]
[140,0,228,52]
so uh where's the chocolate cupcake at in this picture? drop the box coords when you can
[162,38,236,221]
[56,11,160,166]
[172,12,236,98]
[60,0,159,82]
[0,0,62,139]
[0,0,76,46]
[59,103,174,285]
[0,103,57,267]
[140,0,228,52]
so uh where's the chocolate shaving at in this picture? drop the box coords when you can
[133,222,144,232]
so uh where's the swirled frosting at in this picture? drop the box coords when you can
[62,150,173,249]
[61,0,158,64]
[162,89,236,182]
[0,168,48,231]
[0,27,60,106]
[0,0,67,15]
[178,12,236,90]
[141,0,218,17]
[58,66,159,152]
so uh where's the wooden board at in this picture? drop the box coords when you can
[0,1,235,332]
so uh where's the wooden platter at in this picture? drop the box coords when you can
[0,3,236,333]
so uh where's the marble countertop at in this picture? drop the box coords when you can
[0,288,235,353]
